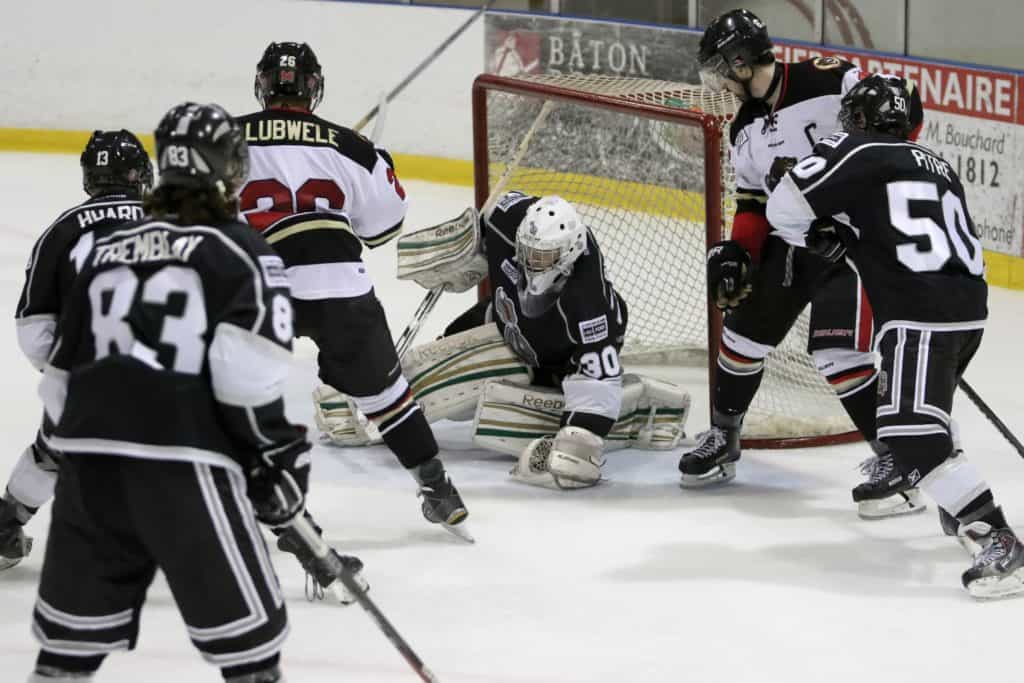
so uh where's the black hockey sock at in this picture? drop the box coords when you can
[378,407,439,470]
[36,651,104,676]
[837,373,879,442]
[957,490,1008,530]
[222,654,282,682]
[713,361,764,417]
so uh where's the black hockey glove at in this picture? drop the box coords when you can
[247,432,312,526]
[765,156,798,192]
[806,218,846,263]
[707,240,753,311]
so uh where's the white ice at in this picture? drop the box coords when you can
[0,151,1023,683]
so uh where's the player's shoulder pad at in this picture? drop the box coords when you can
[312,114,379,174]
[729,99,764,147]
[485,191,538,229]
[781,57,857,105]
[198,220,292,291]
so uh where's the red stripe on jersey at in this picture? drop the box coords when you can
[857,285,874,352]
[828,367,875,387]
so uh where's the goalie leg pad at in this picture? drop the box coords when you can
[611,374,692,450]
[313,384,380,447]
[404,323,530,423]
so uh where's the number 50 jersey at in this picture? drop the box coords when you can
[767,131,987,328]
[235,109,409,301]
[40,218,304,473]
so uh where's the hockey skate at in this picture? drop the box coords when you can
[678,417,740,488]
[274,514,368,606]
[852,452,926,519]
[416,459,473,543]
[0,494,32,571]
[962,528,1024,599]
[939,506,995,557]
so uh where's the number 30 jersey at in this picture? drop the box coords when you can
[483,192,628,435]
[235,109,408,301]
[767,131,987,328]
[40,218,306,473]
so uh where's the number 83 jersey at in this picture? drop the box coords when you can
[767,130,988,327]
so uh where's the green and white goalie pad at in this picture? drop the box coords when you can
[314,323,530,447]
[396,207,488,292]
[472,374,691,456]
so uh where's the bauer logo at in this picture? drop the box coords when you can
[578,315,608,344]
[259,255,291,288]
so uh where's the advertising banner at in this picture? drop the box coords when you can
[485,13,1024,257]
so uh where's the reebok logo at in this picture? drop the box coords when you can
[522,394,564,411]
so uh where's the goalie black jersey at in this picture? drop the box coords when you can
[39,218,304,473]
[767,131,987,328]
[235,109,408,301]
[16,194,144,370]
[482,192,628,431]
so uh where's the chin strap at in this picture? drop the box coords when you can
[739,62,783,106]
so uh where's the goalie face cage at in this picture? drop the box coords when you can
[472,73,860,449]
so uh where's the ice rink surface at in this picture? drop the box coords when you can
[1,152,1023,682]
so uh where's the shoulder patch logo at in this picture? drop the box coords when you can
[495,191,530,212]
[813,56,843,70]
[258,254,291,289]
[818,131,849,149]
[578,314,609,344]
[500,258,520,284]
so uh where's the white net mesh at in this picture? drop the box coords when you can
[477,73,855,442]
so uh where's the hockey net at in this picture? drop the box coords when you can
[472,72,858,448]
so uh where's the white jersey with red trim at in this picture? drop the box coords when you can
[236,108,408,301]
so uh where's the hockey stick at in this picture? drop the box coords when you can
[958,378,1024,458]
[351,0,496,134]
[288,514,440,683]
[393,100,556,360]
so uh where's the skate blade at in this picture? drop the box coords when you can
[679,462,736,489]
[441,521,475,544]
[967,568,1024,600]
[857,489,927,520]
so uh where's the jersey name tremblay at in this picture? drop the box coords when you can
[77,204,144,229]
[92,231,205,266]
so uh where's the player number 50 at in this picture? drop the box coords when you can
[886,180,984,276]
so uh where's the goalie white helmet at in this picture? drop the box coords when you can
[515,196,586,317]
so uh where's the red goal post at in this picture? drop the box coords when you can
[471,72,861,449]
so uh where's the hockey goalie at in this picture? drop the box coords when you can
[316,191,690,489]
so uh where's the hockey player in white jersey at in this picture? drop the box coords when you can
[0,130,150,571]
[236,42,469,537]
[391,192,692,489]
[679,9,927,519]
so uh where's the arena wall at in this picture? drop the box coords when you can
[2,0,1022,288]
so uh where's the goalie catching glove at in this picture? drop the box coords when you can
[396,207,488,292]
[246,432,312,526]
[707,240,753,311]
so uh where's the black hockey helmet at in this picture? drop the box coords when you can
[839,74,914,139]
[81,130,153,197]
[255,42,324,111]
[154,102,249,196]
[698,9,775,92]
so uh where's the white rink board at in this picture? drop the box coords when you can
[0,154,1024,682]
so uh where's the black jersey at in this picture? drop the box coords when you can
[235,109,407,301]
[767,130,987,329]
[483,192,628,433]
[39,217,304,474]
[728,58,924,255]
[16,194,144,370]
